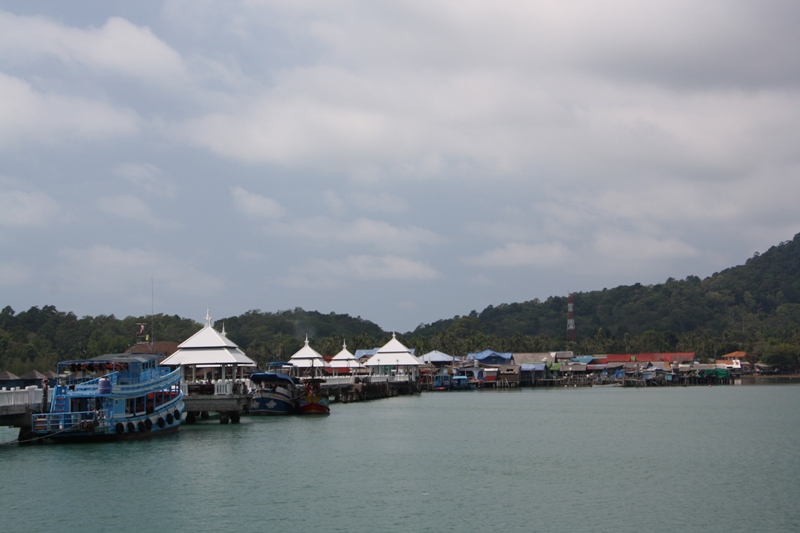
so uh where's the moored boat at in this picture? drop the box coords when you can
[31,353,184,442]
[295,378,330,415]
[249,372,299,415]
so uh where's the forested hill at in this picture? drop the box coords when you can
[0,306,386,375]
[2,232,799,374]
[410,232,800,361]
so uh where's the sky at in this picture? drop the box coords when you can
[1,1,799,333]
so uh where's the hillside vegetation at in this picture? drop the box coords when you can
[2,233,799,374]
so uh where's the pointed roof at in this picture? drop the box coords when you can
[330,341,364,368]
[0,370,20,380]
[289,337,330,368]
[365,334,420,366]
[160,309,256,367]
[19,369,48,380]
[417,350,457,363]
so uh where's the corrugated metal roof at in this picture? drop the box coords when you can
[418,350,456,363]
[467,349,513,362]
[520,363,546,371]
[513,353,554,364]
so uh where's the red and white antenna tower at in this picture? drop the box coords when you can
[567,293,576,342]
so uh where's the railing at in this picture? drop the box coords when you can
[214,380,233,395]
[0,386,43,407]
[323,376,357,386]
[73,368,182,396]
[31,409,111,433]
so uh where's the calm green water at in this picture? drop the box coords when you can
[2,385,799,533]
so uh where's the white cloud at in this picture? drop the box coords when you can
[282,254,441,288]
[231,186,287,219]
[0,12,188,85]
[0,187,59,227]
[0,73,139,149]
[465,242,570,267]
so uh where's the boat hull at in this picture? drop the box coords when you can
[250,394,295,415]
[296,393,330,415]
[43,424,180,443]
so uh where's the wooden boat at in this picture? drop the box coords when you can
[249,372,298,415]
[31,353,184,442]
[295,378,330,415]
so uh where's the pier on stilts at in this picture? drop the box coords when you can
[323,375,421,404]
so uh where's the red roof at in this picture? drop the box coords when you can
[602,353,695,363]
[721,351,746,360]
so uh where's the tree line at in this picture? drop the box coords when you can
[2,233,799,374]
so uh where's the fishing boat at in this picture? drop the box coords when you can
[295,378,330,415]
[249,372,299,415]
[31,353,184,442]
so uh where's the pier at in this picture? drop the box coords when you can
[1,386,45,440]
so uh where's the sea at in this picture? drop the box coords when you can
[2,383,799,533]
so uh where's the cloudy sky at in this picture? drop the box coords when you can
[1,1,798,332]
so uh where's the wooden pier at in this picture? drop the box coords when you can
[324,376,421,404]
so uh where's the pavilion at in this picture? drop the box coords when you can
[288,337,330,377]
[365,333,420,380]
[160,309,256,388]
[329,341,365,374]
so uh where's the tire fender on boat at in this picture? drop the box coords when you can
[127,422,135,433]
[173,409,181,422]
[166,413,174,425]
[137,421,145,432]
[145,418,153,430]
[115,422,125,434]
[157,417,165,429]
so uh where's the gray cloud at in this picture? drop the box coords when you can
[1,1,798,331]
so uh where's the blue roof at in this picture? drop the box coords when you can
[354,348,378,359]
[467,349,513,361]
[520,364,546,371]
[572,356,596,364]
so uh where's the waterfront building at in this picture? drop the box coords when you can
[329,341,364,374]
[160,309,256,388]
[365,333,420,380]
[288,336,330,377]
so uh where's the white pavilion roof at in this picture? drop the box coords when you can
[330,342,364,368]
[365,334,420,367]
[160,310,256,367]
[289,337,330,368]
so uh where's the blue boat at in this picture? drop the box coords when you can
[450,375,476,390]
[31,354,184,442]
[249,372,299,415]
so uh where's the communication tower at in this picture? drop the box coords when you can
[567,293,576,342]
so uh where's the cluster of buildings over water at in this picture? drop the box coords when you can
[2,309,754,393]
